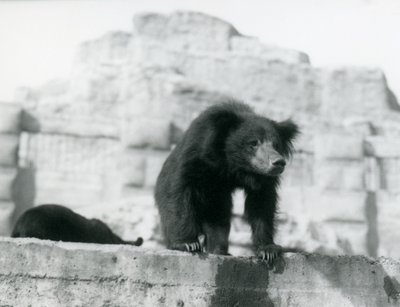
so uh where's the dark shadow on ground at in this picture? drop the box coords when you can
[210,255,288,307]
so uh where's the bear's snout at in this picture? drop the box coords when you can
[271,158,286,168]
[269,157,286,175]
[250,141,286,176]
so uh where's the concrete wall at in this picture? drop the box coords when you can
[4,11,400,258]
[0,237,399,307]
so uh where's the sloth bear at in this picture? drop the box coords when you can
[11,204,143,246]
[155,101,299,263]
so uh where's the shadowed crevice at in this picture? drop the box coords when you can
[366,191,379,258]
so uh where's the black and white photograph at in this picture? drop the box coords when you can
[0,0,400,306]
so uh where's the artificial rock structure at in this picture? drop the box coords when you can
[1,11,400,258]
[1,238,400,307]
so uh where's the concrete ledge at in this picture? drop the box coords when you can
[0,238,399,306]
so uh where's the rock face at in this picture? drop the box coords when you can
[0,103,21,236]
[8,11,400,258]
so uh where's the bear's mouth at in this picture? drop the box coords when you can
[267,165,285,176]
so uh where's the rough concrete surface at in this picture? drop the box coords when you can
[0,238,399,307]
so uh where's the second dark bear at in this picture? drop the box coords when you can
[155,101,299,262]
[12,204,143,246]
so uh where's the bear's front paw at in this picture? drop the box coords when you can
[171,234,207,253]
[257,244,282,264]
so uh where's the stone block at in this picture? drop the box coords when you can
[281,153,314,187]
[378,158,400,192]
[320,68,389,117]
[83,73,126,110]
[292,131,314,154]
[304,188,367,223]
[376,191,400,258]
[118,67,187,118]
[119,149,146,187]
[0,201,14,235]
[278,186,306,215]
[364,157,379,192]
[121,118,171,150]
[230,36,309,64]
[314,133,364,160]
[275,214,311,252]
[75,31,131,66]
[133,11,239,52]
[308,222,351,255]
[0,134,19,167]
[18,68,126,122]
[365,136,400,158]
[313,159,365,190]
[326,221,369,256]
[0,103,21,133]
[182,55,319,115]
[0,167,17,201]
[19,133,119,173]
[144,152,169,187]
[34,171,104,206]
[374,114,400,136]
[306,220,369,256]
[121,187,155,206]
[342,117,375,136]
[67,70,124,119]
[20,110,119,138]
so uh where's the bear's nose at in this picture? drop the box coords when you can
[272,158,286,168]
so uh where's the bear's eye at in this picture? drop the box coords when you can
[273,141,281,150]
[248,140,259,148]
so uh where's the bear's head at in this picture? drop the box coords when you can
[225,117,299,177]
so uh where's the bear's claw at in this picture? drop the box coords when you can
[172,234,207,253]
[257,244,282,264]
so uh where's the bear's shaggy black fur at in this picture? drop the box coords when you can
[11,204,143,246]
[155,101,298,262]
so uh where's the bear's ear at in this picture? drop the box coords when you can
[199,108,242,166]
[276,119,300,158]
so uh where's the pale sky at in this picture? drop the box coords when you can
[1,0,400,102]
